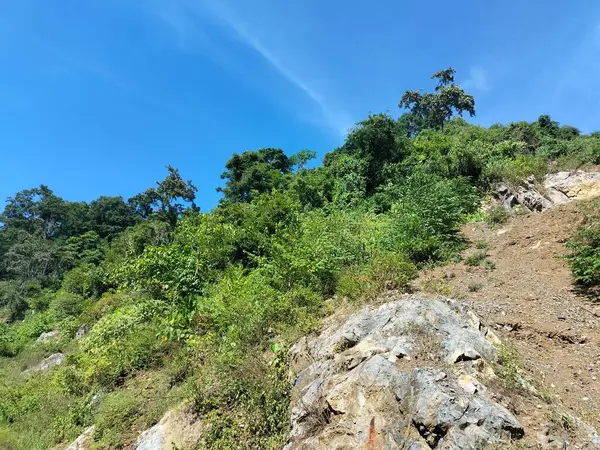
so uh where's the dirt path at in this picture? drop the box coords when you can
[416,201,600,445]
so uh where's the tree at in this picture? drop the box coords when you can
[1,185,68,238]
[399,67,475,131]
[337,113,406,194]
[88,196,137,239]
[218,148,294,204]
[129,166,198,226]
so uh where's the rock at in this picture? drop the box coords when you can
[40,353,66,371]
[492,171,600,214]
[133,404,202,450]
[66,426,95,450]
[544,171,600,201]
[286,296,524,449]
[496,184,518,210]
[24,353,66,375]
[37,330,60,343]
[75,324,88,340]
[514,185,553,211]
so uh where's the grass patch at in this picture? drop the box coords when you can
[465,250,488,266]
[468,282,483,292]
[485,205,510,225]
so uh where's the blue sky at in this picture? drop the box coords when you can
[1,1,599,211]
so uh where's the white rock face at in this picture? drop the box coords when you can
[36,330,60,343]
[133,404,202,450]
[66,426,95,450]
[495,171,600,212]
[24,352,66,376]
[286,297,523,449]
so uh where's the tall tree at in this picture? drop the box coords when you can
[337,113,406,194]
[399,67,475,131]
[129,166,197,226]
[218,148,294,204]
[1,185,68,238]
[89,196,137,239]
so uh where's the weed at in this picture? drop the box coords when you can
[496,345,524,391]
[486,205,510,225]
[468,283,483,292]
[484,260,496,271]
[465,250,487,266]
[420,279,452,297]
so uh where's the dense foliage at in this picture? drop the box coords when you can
[565,202,600,299]
[1,68,599,449]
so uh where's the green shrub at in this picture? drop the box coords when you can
[114,214,237,300]
[468,283,483,292]
[0,311,52,357]
[485,205,510,225]
[485,154,547,184]
[62,264,104,298]
[0,369,86,449]
[79,300,168,387]
[268,209,375,294]
[336,252,416,300]
[48,290,86,320]
[484,260,496,271]
[193,350,290,450]
[93,390,140,448]
[464,250,487,266]
[385,172,479,262]
[565,204,600,298]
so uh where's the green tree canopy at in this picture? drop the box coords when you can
[218,148,316,204]
[399,67,475,131]
[128,166,197,226]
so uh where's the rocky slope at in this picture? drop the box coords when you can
[286,297,523,449]
[496,171,600,212]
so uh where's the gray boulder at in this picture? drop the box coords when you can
[37,330,60,343]
[39,352,66,371]
[133,404,202,450]
[66,426,95,450]
[286,297,523,449]
[24,353,66,376]
[75,324,88,340]
[493,171,600,213]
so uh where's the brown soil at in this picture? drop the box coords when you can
[416,200,600,447]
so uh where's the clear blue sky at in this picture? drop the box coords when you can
[1,1,599,211]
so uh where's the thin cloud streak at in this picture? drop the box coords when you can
[463,66,490,92]
[164,0,352,138]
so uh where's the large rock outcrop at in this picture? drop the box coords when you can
[285,297,524,449]
[133,404,202,450]
[496,171,600,212]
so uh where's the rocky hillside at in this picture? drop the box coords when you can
[63,172,600,450]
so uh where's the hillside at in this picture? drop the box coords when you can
[2,69,600,449]
[419,198,600,446]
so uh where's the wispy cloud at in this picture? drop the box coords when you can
[148,0,352,138]
[463,66,490,92]
[36,39,126,89]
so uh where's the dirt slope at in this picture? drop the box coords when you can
[417,201,600,446]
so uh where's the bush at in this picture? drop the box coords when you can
[192,350,290,450]
[485,205,510,225]
[565,203,600,298]
[385,172,479,262]
[114,214,236,300]
[93,390,141,447]
[336,252,416,301]
[464,250,487,266]
[79,300,168,387]
[48,290,86,320]
[62,264,104,298]
[485,154,547,184]
[268,209,375,294]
